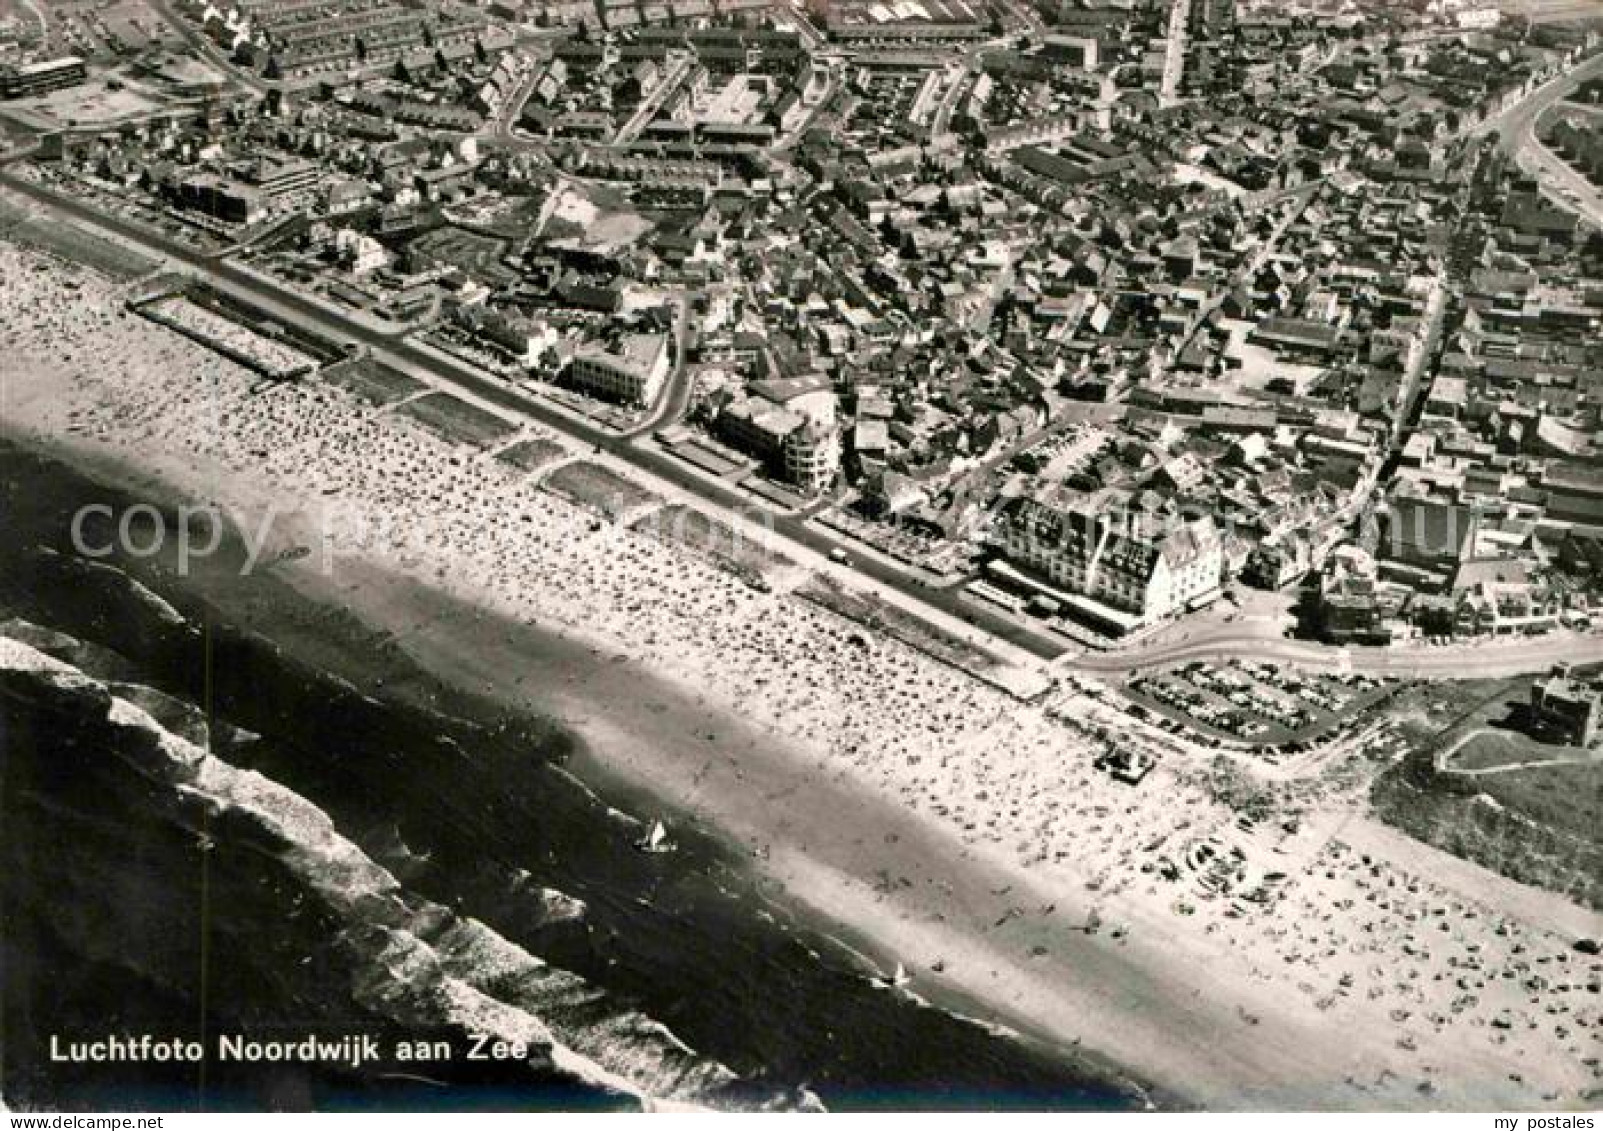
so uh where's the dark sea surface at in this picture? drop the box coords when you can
[0,437,1154,1112]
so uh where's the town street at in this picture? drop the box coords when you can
[3,161,1598,686]
[1070,624,1603,680]
[1480,47,1603,226]
[0,165,1090,663]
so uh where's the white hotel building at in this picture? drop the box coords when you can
[568,333,671,406]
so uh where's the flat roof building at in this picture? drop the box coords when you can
[569,333,670,406]
[0,56,87,100]
[1042,35,1098,68]
[1530,665,1600,747]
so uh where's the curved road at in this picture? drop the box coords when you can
[1072,627,1603,681]
[1474,48,1603,152]
[1479,48,1603,226]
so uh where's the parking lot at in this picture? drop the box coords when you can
[1121,660,1395,752]
[1011,423,1110,475]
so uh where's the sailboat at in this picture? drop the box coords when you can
[636,819,675,854]
[873,962,913,990]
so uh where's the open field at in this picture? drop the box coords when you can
[495,435,569,473]
[0,0,46,49]
[98,0,189,55]
[540,183,653,249]
[1373,672,1603,910]
[319,357,428,406]
[396,392,519,448]
[632,503,793,575]
[797,573,999,676]
[542,460,664,518]
[1388,676,1525,747]
[452,193,551,241]
[0,192,156,279]
[1373,752,1603,912]
[1471,759,1603,845]
[3,80,169,128]
[1450,729,1592,773]
[1498,0,1603,23]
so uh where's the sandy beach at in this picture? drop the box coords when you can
[2,238,1599,1110]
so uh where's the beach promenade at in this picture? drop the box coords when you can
[2,236,1600,1111]
[2,169,1596,689]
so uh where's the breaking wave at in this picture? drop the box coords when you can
[0,631,815,1111]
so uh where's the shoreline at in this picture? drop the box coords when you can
[0,440,1140,1112]
[3,238,1599,1110]
[0,429,1160,1110]
[0,424,1566,1113]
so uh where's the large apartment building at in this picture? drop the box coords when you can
[1000,497,1222,629]
[568,332,670,405]
[718,394,840,495]
[0,56,87,100]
